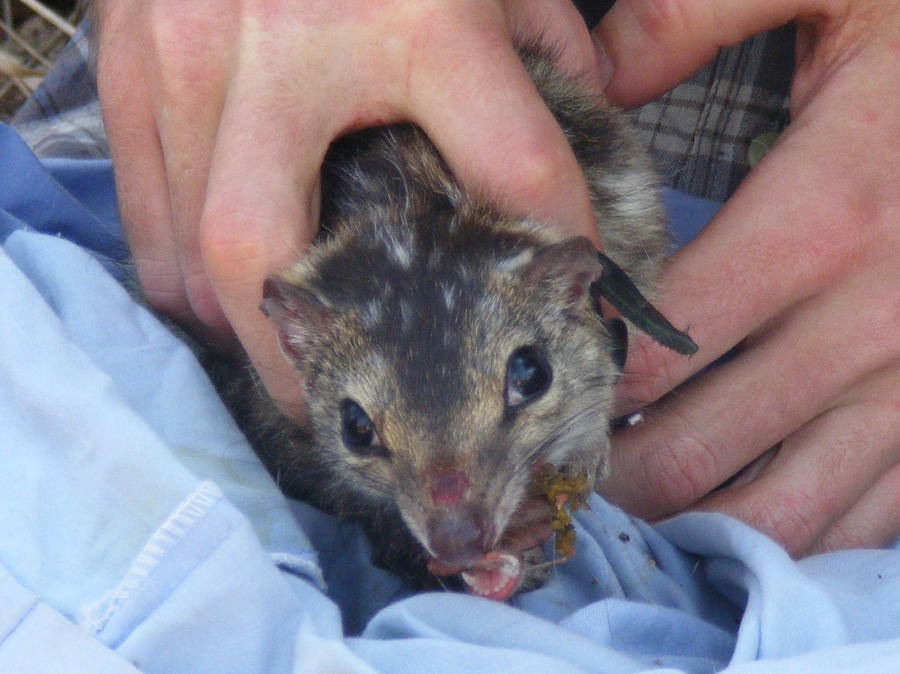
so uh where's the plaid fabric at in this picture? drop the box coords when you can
[10,17,107,159]
[632,24,794,201]
[10,16,793,202]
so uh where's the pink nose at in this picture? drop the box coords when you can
[430,470,470,507]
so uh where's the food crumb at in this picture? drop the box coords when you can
[533,464,589,559]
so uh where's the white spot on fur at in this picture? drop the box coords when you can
[495,248,536,273]
[455,261,472,285]
[378,221,414,270]
[388,238,413,269]
[361,299,383,328]
[441,282,458,311]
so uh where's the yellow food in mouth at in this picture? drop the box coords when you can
[532,463,589,560]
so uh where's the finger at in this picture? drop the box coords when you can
[812,461,900,554]
[95,4,188,324]
[613,81,889,414]
[199,44,328,419]
[147,3,238,333]
[402,8,601,246]
[809,361,900,553]
[696,361,900,556]
[602,258,900,520]
[593,0,809,107]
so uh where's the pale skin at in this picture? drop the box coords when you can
[94,0,899,556]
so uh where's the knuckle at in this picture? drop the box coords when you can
[740,488,823,557]
[793,179,894,285]
[634,422,723,515]
[507,151,562,202]
[497,136,577,210]
[806,211,867,282]
[812,523,861,554]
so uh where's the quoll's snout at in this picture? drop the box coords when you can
[424,470,492,567]
[426,507,489,567]
[423,469,527,599]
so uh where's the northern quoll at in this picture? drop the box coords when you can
[214,46,695,601]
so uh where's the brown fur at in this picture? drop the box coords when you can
[213,46,668,593]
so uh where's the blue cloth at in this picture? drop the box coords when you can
[2,121,900,673]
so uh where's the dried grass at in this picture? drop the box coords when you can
[1,0,85,122]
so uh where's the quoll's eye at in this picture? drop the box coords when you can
[506,346,552,408]
[340,399,388,458]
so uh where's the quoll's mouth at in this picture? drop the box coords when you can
[461,552,523,600]
[427,551,524,600]
[426,494,556,601]
[428,551,524,600]
[424,464,589,601]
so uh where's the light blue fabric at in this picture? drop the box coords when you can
[2,120,900,673]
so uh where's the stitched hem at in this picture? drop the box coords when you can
[76,481,223,636]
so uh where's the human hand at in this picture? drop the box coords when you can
[594,0,900,555]
[94,0,606,417]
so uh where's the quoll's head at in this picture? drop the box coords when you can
[262,208,627,599]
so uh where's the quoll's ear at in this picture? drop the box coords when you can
[260,277,332,364]
[519,237,600,312]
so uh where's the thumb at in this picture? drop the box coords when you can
[593,0,805,107]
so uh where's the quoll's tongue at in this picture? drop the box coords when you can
[460,552,522,601]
